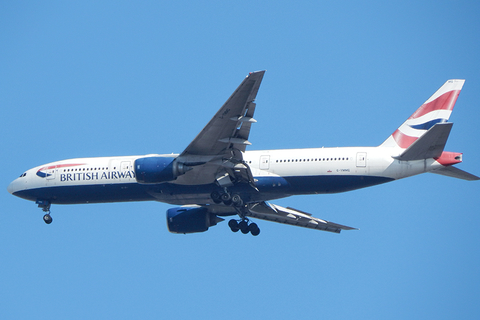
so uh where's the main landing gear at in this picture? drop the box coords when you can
[211,190,243,207]
[228,218,260,236]
[211,190,260,236]
[36,200,53,224]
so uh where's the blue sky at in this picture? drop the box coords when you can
[1,1,480,319]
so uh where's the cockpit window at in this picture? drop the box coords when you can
[19,173,27,178]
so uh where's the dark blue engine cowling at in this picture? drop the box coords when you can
[135,156,189,184]
[167,206,220,234]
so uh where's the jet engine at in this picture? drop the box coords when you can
[134,156,190,184]
[167,206,224,234]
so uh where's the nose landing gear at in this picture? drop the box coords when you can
[36,200,53,224]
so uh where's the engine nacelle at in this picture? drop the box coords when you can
[167,206,222,234]
[134,156,190,184]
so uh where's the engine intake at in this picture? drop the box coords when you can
[167,206,223,234]
[134,156,190,184]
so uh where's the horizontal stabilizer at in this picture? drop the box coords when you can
[394,123,453,161]
[430,166,480,181]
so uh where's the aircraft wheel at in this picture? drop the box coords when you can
[221,192,232,206]
[239,220,249,234]
[221,192,231,202]
[228,219,239,232]
[249,223,260,236]
[211,191,222,204]
[43,214,53,224]
[231,194,243,207]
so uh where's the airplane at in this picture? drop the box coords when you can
[7,71,479,236]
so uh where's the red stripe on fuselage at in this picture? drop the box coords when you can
[38,163,85,171]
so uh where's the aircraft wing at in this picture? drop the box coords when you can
[180,71,265,157]
[173,71,265,186]
[246,202,357,233]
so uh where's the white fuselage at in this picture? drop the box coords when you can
[8,146,444,206]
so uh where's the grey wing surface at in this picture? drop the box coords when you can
[180,70,265,157]
[246,202,357,233]
[173,71,265,186]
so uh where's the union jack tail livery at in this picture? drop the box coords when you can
[381,79,465,149]
[379,79,478,180]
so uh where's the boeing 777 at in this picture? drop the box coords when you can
[7,71,479,236]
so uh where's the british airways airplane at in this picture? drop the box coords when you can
[7,71,479,236]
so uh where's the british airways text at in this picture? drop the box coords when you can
[60,171,136,182]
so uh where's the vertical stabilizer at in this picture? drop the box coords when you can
[380,79,465,148]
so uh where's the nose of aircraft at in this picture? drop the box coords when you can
[7,179,16,194]
[7,178,21,195]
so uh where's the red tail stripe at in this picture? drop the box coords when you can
[392,129,418,149]
[409,90,460,119]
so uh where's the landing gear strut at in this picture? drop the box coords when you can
[228,218,260,236]
[36,200,52,224]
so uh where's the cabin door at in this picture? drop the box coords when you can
[260,155,270,170]
[356,152,367,167]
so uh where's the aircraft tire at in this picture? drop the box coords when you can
[211,191,222,204]
[220,192,231,202]
[231,194,243,207]
[43,214,53,224]
[239,220,249,234]
[228,219,239,232]
[249,223,260,236]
